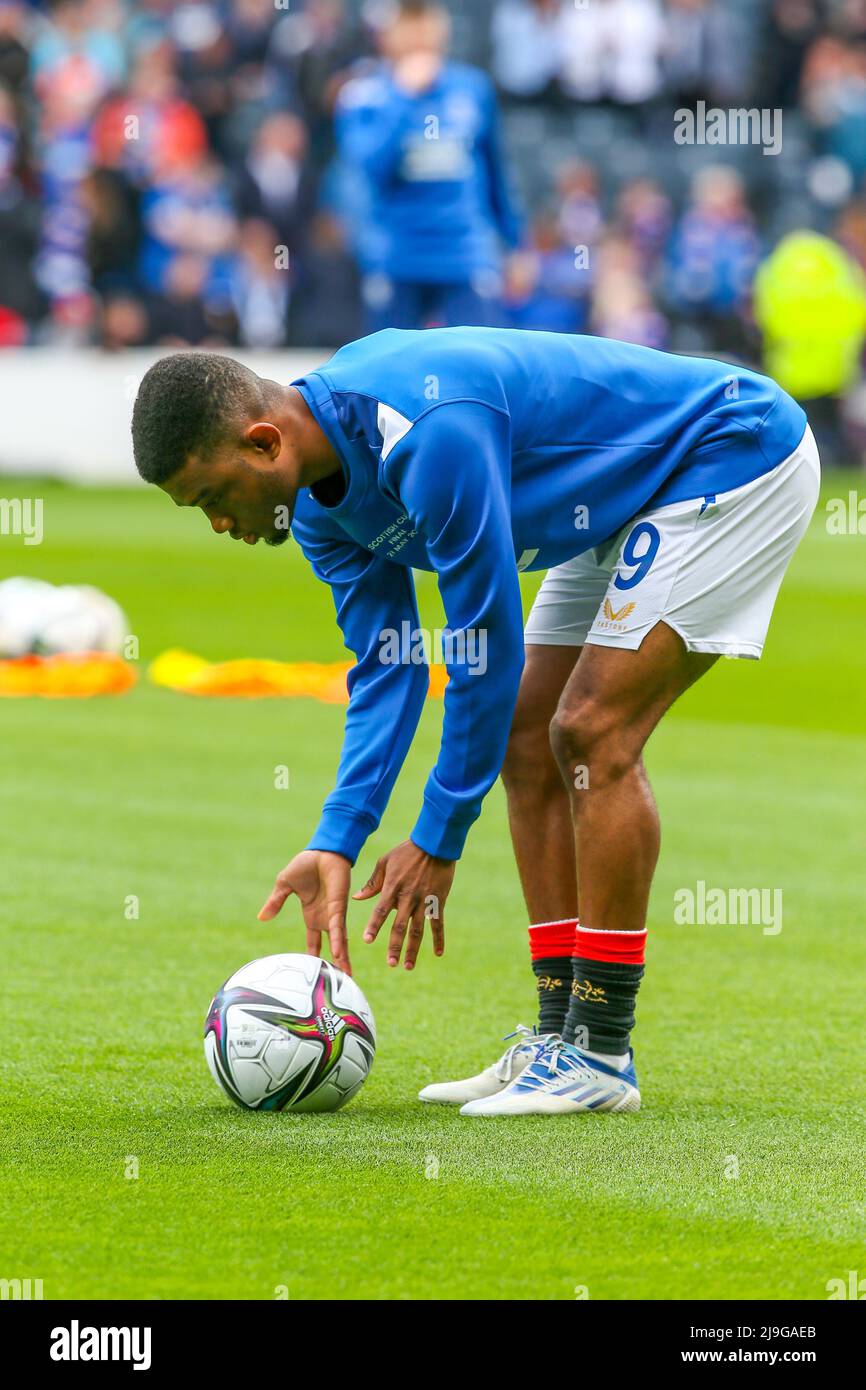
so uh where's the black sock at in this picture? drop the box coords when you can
[528,920,576,1036]
[562,957,644,1054]
[531,957,572,1035]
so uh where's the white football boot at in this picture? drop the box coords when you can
[418,1025,559,1106]
[459,1038,640,1116]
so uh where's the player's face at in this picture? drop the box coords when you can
[163,450,294,547]
[385,12,449,61]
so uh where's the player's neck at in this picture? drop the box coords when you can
[282,385,342,489]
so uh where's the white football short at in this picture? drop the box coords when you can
[524,425,820,659]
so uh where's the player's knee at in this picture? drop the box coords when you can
[549,698,636,786]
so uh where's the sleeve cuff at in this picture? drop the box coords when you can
[410,798,475,861]
[307,807,376,866]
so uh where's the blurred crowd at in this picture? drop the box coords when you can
[3,0,866,458]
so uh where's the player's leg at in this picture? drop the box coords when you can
[501,551,611,1039]
[419,648,577,1105]
[501,643,579,1041]
[501,643,579,925]
[460,623,715,1117]
[457,625,714,1116]
[550,625,716,1061]
[461,426,820,1115]
[552,626,716,939]
[418,584,591,1105]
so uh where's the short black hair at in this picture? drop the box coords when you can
[131,352,264,485]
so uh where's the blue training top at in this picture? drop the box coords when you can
[290,327,806,863]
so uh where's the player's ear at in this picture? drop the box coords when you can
[246,421,282,458]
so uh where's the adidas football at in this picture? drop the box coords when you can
[204,953,376,1112]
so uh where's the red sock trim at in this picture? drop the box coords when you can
[575,925,647,965]
[528,918,578,961]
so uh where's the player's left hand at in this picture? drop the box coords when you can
[353,840,455,970]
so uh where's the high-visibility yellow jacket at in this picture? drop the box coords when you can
[753,231,866,398]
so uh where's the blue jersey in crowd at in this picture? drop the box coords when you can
[335,62,523,283]
[290,327,806,865]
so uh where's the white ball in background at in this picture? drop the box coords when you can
[0,577,57,658]
[37,585,128,656]
[0,577,128,657]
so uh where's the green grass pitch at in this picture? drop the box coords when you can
[1,475,864,1301]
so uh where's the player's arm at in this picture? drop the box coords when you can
[355,401,526,967]
[258,521,430,973]
[478,77,524,249]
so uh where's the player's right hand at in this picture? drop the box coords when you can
[257,850,353,975]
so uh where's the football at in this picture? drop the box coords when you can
[35,583,128,656]
[0,577,127,658]
[204,953,376,1112]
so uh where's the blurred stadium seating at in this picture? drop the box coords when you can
[2,0,866,463]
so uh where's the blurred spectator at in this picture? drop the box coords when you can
[138,151,236,295]
[98,292,149,349]
[147,249,235,345]
[556,161,604,254]
[591,235,669,348]
[267,0,361,168]
[0,1,32,102]
[28,0,124,332]
[663,0,744,108]
[229,0,280,67]
[92,41,209,186]
[124,0,177,55]
[490,0,563,103]
[763,0,823,109]
[229,217,290,348]
[80,166,141,299]
[665,166,761,356]
[170,3,237,159]
[287,208,363,346]
[559,0,665,107]
[335,0,523,331]
[504,215,590,332]
[234,112,316,252]
[753,230,866,463]
[0,0,862,453]
[801,33,866,186]
[613,177,672,277]
[835,194,866,273]
[30,0,125,98]
[0,84,42,340]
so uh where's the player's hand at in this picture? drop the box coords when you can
[393,52,442,95]
[353,839,455,970]
[258,850,353,975]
